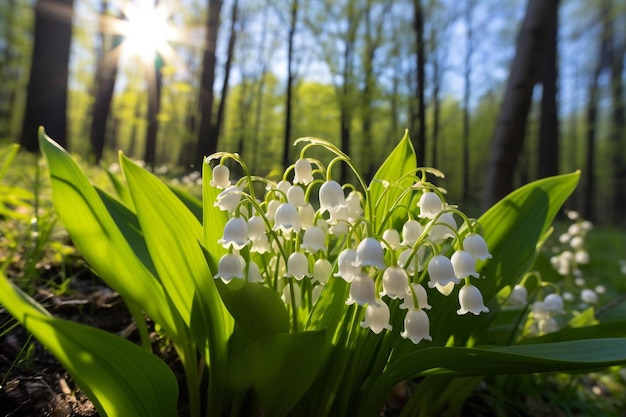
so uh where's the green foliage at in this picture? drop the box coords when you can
[1,128,625,417]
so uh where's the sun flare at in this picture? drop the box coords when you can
[121,1,173,62]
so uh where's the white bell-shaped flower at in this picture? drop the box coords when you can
[215,253,245,283]
[287,185,306,207]
[313,258,332,284]
[398,283,431,310]
[293,158,314,185]
[542,293,565,313]
[508,284,528,306]
[319,180,347,214]
[247,260,263,283]
[266,199,281,221]
[276,180,291,196]
[428,213,457,243]
[457,283,490,315]
[218,217,249,250]
[335,249,359,283]
[210,164,230,188]
[538,317,559,334]
[353,238,386,270]
[250,235,271,254]
[329,205,349,224]
[419,192,443,219]
[450,250,479,279]
[298,204,316,229]
[215,186,241,212]
[273,203,301,233]
[400,309,432,344]
[281,282,301,308]
[427,255,460,289]
[380,266,410,299]
[247,216,266,240]
[382,228,401,249]
[346,272,378,306]
[401,220,423,246]
[328,221,350,236]
[462,233,492,260]
[346,191,364,222]
[398,248,423,275]
[302,226,327,253]
[581,288,598,304]
[285,252,310,280]
[575,250,590,264]
[360,302,393,334]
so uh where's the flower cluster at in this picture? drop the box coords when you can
[206,138,491,344]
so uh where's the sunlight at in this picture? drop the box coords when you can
[120,0,174,63]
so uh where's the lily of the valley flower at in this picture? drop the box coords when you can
[302,226,327,253]
[457,283,489,315]
[380,266,410,299]
[313,258,332,284]
[382,228,401,249]
[293,158,314,185]
[360,302,393,334]
[508,284,528,306]
[298,204,316,229]
[210,164,231,188]
[273,203,301,233]
[450,250,479,279]
[287,185,306,207]
[215,253,245,283]
[247,260,263,283]
[428,212,457,243]
[353,237,386,269]
[401,220,423,246]
[346,272,378,306]
[215,186,241,212]
[218,217,249,249]
[419,191,443,219]
[427,255,460,289]
[285,252,310,280]
[401,309,432,344]
[319,180,347,214]
[335,249,359,282]
[399,283,431,310]
[462,233,492,260]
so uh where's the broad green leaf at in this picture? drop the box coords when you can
[359,338,626,417]
[0,272,178,417]
[367,130,417,235]
[242,331,326,417]
[38,129,183,342]
[120,154,234,349]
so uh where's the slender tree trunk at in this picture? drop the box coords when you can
[537,0,559,180]
[213,0,238,150]
[432,55,440,169]
[282,0,299,169]
[21,0,74,151]
[144,55,163,167]
[481,0,558,210]
[412,0,427,165]
[196,0,223,158]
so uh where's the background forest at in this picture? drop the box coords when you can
[1,0,625,222]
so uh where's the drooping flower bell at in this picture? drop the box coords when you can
[401,219,423,246]
[380,266,410,299]
[210,164,231,189]
[287,185,306,207]
[360,302,393,334]
[285,252,310,280]
[218,217,249,250]
[581,288,598,304]
[353,237,386,270]
[398,248,423,275]
[313,258,333,284]
[427,255,460,289]
[400,283,431,310]
[419,191,443,219]
[508,284,528,306]
[247,216,266,240]
[346,272,378,306]
[542,293,565,313]
[319,180,347,214]
[215,253,245,283]
[335,248,359,282]
[302,226,327,253]
[293,158,314,185]
[382,228,401,249]
[273,203,301,233]
[247,260,263,283]
[428,212,457,243]
[298,203,316,229]
[457,283,489,315]
[346,191,364,222]
[215,186,241,212]
[450,250,479,279]
[400,309,432,344]
[462,233,492,260]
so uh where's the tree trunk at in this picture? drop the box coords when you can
[213,0,239,151]
[20,0,74,151]
[196,0,223,158]
[144,54,163,167]
[282,0,298,169]
[537,0,559,180]
[412,0,427,166]
[481,0,558,210]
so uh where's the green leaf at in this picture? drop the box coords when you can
[359,338,626,417]
[0,272,178,417]
[241,331,326,417]
[38,128,183,342]
[367,130,417,235]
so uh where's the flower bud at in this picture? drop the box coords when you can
[302,226,327,253]
[419,192,443,219]
[508,284,528,306]
[462,233,492,260]
[335,249,359,282]
[581,288,598,304]
[382,228,401,249]
[293,158,314,185]
[287,185,306,207]
[319,180,347,214]
[313,258,333,284]
[401,220,423,246]
[360,302,393,334]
